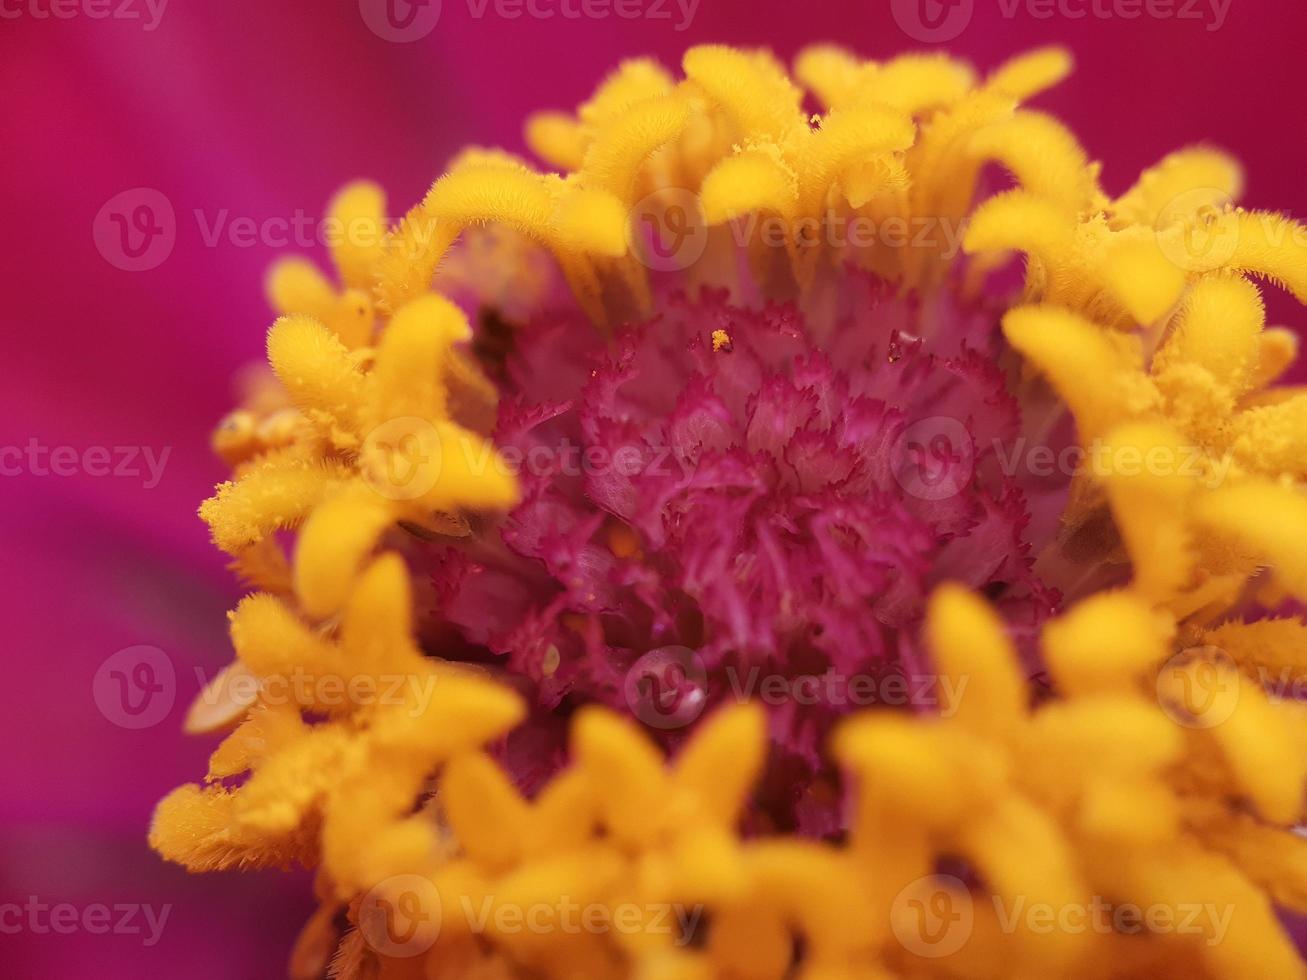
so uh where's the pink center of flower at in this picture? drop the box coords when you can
[423,283,1064,830]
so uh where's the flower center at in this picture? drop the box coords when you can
[428,282,1062,828]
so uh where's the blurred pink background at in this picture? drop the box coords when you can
[3,0,1305,975]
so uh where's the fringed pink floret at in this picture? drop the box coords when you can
[429,285,1057,825]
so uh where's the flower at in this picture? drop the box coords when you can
[152,45,1307,979]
